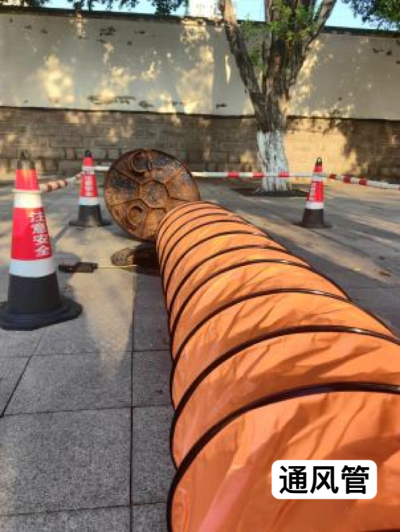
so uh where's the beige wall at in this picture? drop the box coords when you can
[291,33,400,120]
[0,11,251,115]
[0,10,400,120]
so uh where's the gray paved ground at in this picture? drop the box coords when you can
[0,178,399,531]
[0,187,171,531]
[200,179,400,335]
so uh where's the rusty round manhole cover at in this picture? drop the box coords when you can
[104,149,200,241]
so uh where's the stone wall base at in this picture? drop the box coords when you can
[0,107,399,181]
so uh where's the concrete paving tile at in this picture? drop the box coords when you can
[132,503,168,532]
[137,275,164,292]
[35,319,133,355]
[346,286,400,303]
[134,274,169,351]
[134,314,170,352]
[57,229,130,262]
[0,507,130,532]
[131,406,175,504]
[347,288,400,336]
[313,269,386,291]
[132,351,171,407]
[135,275,167,315]
[134,276,169,351]
[0,358,28,416]
[0,329,43,359]
[50,196,128,260]
[7,353,131,415]
[35,271,134,355]
[0,409,130,514]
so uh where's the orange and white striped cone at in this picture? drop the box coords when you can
[298,157,331,228]
[69,150,110,228]
[0,155,82,330]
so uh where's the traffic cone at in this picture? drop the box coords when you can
[0,155,82,330]
[298,157,330,228]
[69,150,110,227]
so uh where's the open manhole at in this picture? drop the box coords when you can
[111,243,159,275]
[233,187,308,198]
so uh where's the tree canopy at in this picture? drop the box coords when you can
[2,0,399,29]
[1,0,187,15]
[343,0,400,28]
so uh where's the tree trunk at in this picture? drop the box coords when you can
[257,129,290,192]
[218,0,339,194]
[253,68,292,192]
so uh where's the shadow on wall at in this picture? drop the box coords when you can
[286,116,400,180]
[288,33,400,179]
[0,11,257,178]
[1,12,250,115]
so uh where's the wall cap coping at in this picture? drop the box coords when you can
[0,6,399,38]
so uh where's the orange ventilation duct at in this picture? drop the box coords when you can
[156,201,400,532]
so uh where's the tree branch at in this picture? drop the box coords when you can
[311,0,338,39]
[296,0,337,62]
[264,0,270,23]
[219,0,237,23]
[219,0,267,125]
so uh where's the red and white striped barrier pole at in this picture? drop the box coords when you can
[39,172,82,193]
[0,156,82,330]
[89,164,318,181]
[328,173,400,191]
[89,163,399,191]
[193,171,400,190]
[91,165,319,180]
[191,171,314,180]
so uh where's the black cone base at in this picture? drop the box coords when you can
[69,205,111,228]
[0,296,82,331]
[296,208,331,229]
[0,273,82,331]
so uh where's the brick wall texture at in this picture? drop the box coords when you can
[0,107,399,181]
